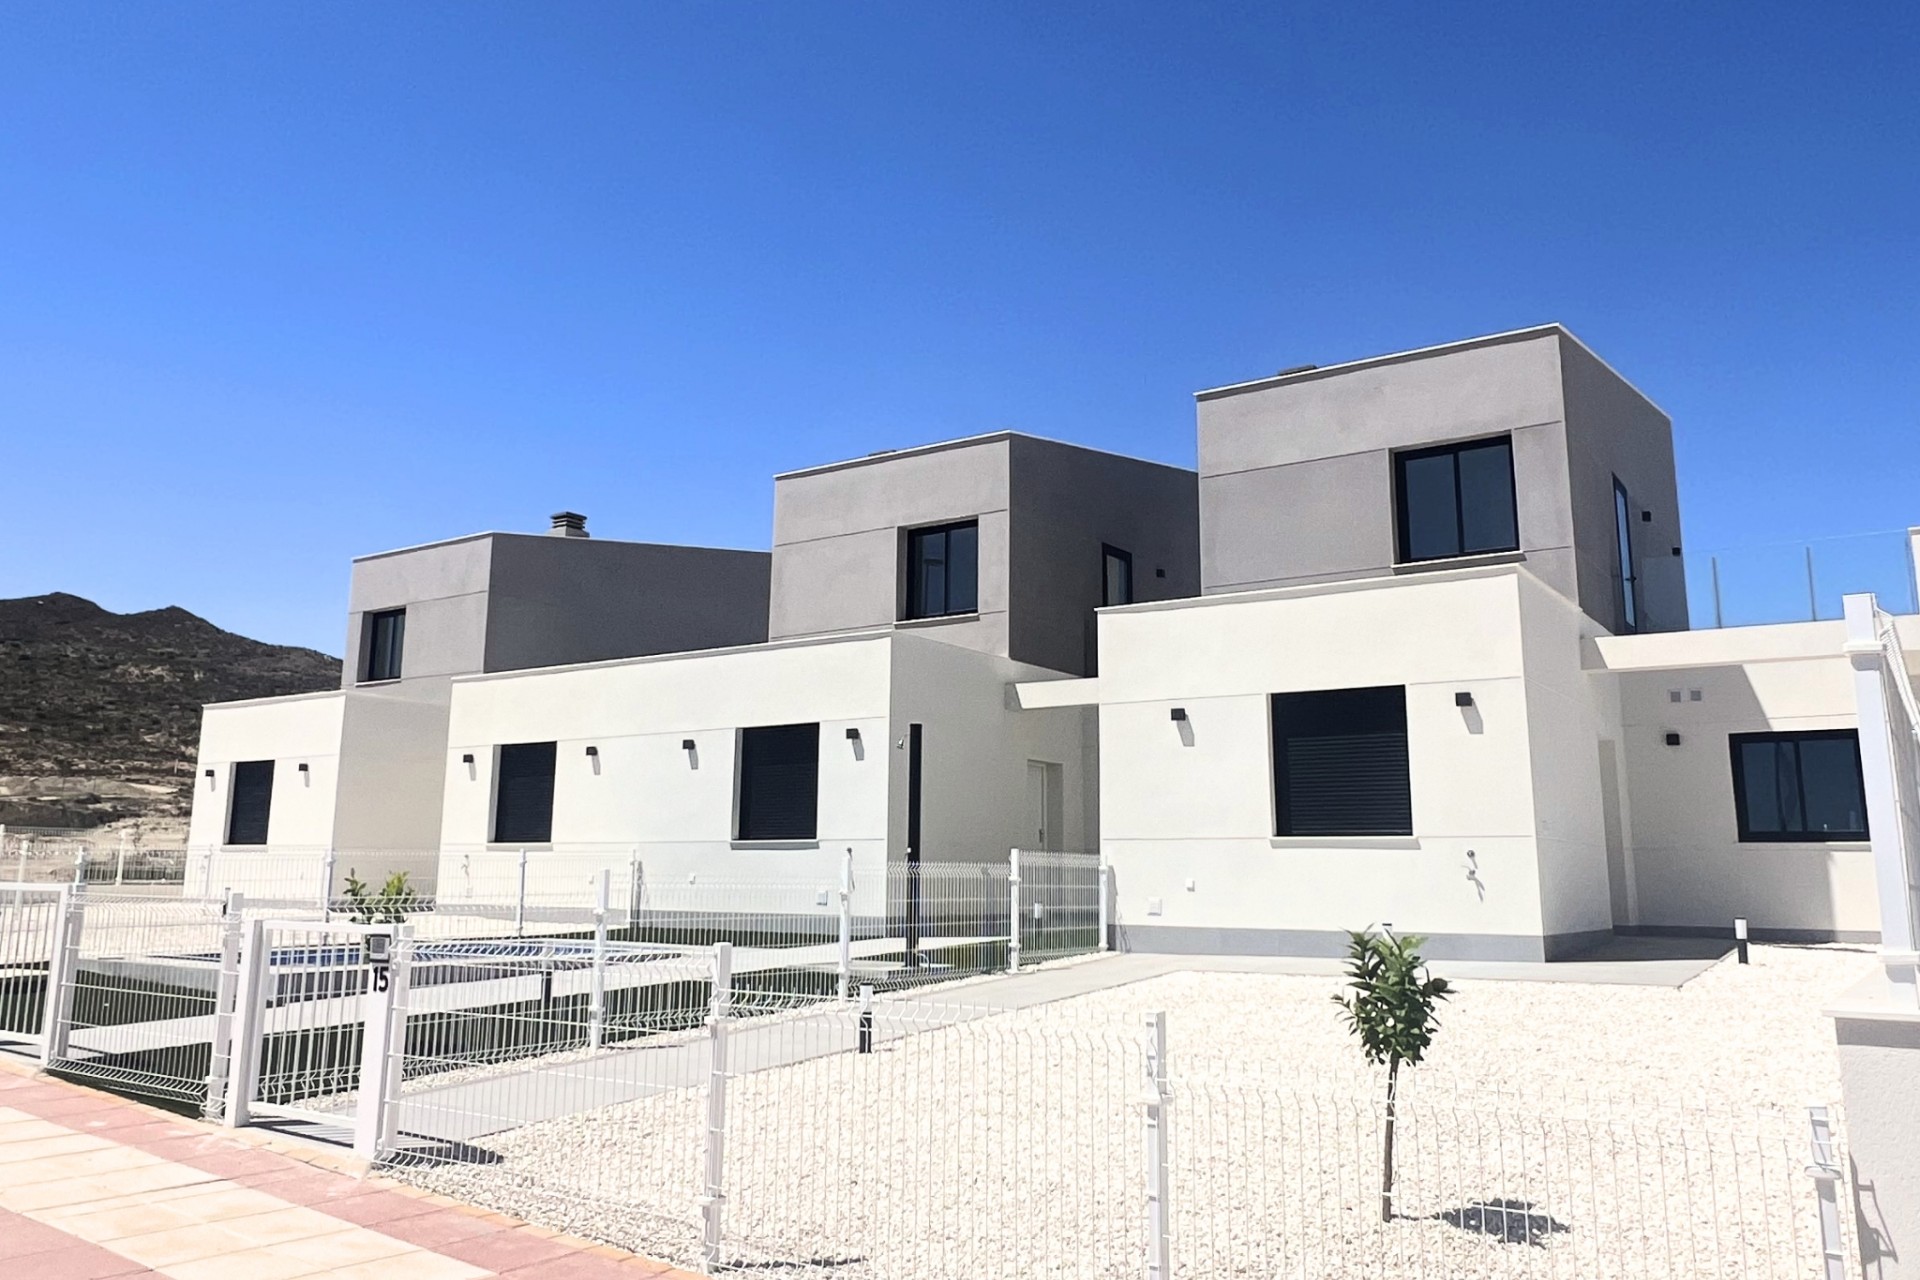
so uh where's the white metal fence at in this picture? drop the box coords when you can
[358,947,1858,1279]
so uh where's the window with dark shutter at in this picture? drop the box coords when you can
[1272,687,1412,837]
[905,521,979,619]
[363,609,406,682]
[493,742,557,844]
[1394,436,1519,563]
[1730,731,1869,842]
[227,760,275,846]
[737,723,820,841]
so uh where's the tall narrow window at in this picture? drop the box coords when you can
[1272,687,1412,837]
[363,609,406,682]
[1102,545,1134,607]
[1394,437,1519,563]
[737,724,821,841]
[1613,479,1638,633]
[227,760,275,846]
[905,521,979,619]
[493,742,557,844]
[1730,731,1869,842]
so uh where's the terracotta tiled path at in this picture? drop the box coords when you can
[0,1060,699,1279]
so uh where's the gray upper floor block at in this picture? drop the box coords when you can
[1195,325,1687,634]
[770,432,1200,676]
[341,527,772,689]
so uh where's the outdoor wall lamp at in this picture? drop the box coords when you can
[296,763,309,773]
[1454,691,1474,708]
[1665,732,1683,747]
[461,753,475,765]
[681,739,696,752]
[203,768,215,785]
[584,745,599,758]
[845,728,861,741]
[1169,708,1187,722]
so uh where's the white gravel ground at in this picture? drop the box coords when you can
[392,944,1877,1280]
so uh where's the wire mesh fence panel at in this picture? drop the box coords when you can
[711,992,1149,1279]
[47,892,234,1105]
[244,920,393,1125]
[1015,849,1104,963]
[865,861,1013,989]
[0,886,62,1052]
[1170,1059,1858,1280]
[377,937,718,1266]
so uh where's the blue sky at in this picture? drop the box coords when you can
[2,2,1915,653]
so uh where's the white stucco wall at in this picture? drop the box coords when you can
[1608,628,1878,939]
[888,633,1096,863]
[187,691,347,851]
[1095,567,1572,959]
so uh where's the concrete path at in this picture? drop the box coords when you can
[0,1058,697,1279]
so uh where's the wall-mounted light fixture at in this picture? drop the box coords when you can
[1169,708,1187,722]
[1664,732,1682,747]
[584,745,599,758]
[1454,691,1474,708]
[1641,510,1653,523]
[203,768,215,784]
[845,728,861,742]
[681,738,696,752]
[296,763,309,773]
[461,753,475,766]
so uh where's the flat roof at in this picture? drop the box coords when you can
[774,429,1193,482]
[1193,323,1668,417]
[351,529,765,565]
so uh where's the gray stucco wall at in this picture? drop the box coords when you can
[770,437,1014,657]
[1007,436,1200,675]
[342,537,494,688]
[1195,327,1679,637]
[1558,335,1688,632]
[482,535,770,671]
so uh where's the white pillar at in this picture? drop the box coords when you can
[700,942,732,1274]
[353,925,410,1159]
[588,869,610,1051]
[203,891,246,1120]
[1143,1010,1172,1280]
[1008,848,1022,974]
[41,884,84,1066]
[225,916,269,1128]
[1099,862,1114,952]
[1843,593,1920,1006]
[837,848,854,1001]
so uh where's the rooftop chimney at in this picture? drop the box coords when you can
[549,511,589,538]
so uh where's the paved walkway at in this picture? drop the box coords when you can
[0,1060,697,1280]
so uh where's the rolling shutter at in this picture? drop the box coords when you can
[493,742,557,844]
[1272,687,1412,837]
[738,723,820,841]
[227,760,275,846]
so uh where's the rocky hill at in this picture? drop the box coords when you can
[0,593,340,833]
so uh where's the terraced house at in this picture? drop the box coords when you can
[189,325,1920,960]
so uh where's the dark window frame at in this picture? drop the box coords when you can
[1271,686,1414,838]
[1613,477,1639,634]
[1729,730,1870,843]
[492,741,558,845]
[736,723,822,842]
[362,608,407,683]
[226,759,275,847]
[1101,544,1134,608]
[1392,435,1521,564]
[903,520,980,620]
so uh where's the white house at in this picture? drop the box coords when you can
[187,325,1920,957]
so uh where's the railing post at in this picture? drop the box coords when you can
[1843,593,1920,1005]
[515,847,529,937]
[41,884,85,1066]
[319,849,337,919]
[1711,554,1725,628]
[1806,1105,1846,1280]
[353,925,409,1160]
[114,839,128,888]
[589,869,610,1051]
[857,982,874,1054]
[72,848,87,887]
[628,846,643,927]
[376,925,414,1157]
[1806,546,1820,621]
[1143,1010,1172,1280]
[1099,862,1114,952]
[837,847,854,1001]
[203,891,246,1120]
[225,916,269,1128]
[1008,848,1022,974]
[701,942,733,1274]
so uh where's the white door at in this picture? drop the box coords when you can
[1026,761,1057,850]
